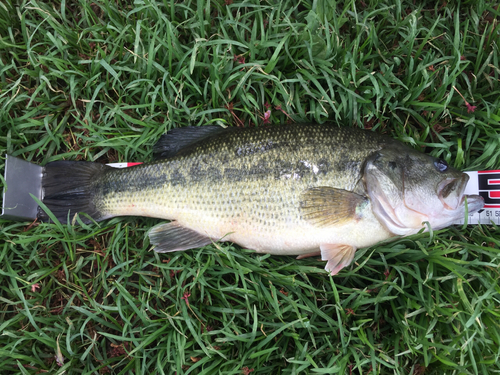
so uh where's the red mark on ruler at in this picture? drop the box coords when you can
[490,191,500,199]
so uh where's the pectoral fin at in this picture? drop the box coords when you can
[320,244,356,275]
[300,187,368,227]
[149,222,213,252]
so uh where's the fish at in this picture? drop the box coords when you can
[38,124,484,275]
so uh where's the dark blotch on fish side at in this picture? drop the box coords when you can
[169,168,186,186]
[317,158,331,176]
[223,168,244,181]
[189,164,222,183]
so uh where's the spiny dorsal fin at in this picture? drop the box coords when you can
[299,187,368,227]
[153,125,233,159]
[148,221,213,252]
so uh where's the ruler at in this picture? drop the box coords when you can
[454,171,500,225]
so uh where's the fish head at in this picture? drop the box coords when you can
[364,144,484,235]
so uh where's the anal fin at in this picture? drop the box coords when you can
[149,222,213,252]
[320,244,356,275]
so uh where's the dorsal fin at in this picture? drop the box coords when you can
[153,125,232,159]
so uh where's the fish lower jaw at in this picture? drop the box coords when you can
[463,194,485,213]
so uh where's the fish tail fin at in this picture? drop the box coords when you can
[38,161,111,224]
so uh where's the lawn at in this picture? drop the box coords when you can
[1,0,500,374]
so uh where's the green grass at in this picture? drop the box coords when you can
[1,0,500,374]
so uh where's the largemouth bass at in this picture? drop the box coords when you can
[39,124,484,275]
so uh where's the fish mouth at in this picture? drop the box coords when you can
[438,174,484,213]
[438,174,469,210]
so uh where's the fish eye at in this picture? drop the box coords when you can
[434,159,448,172]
